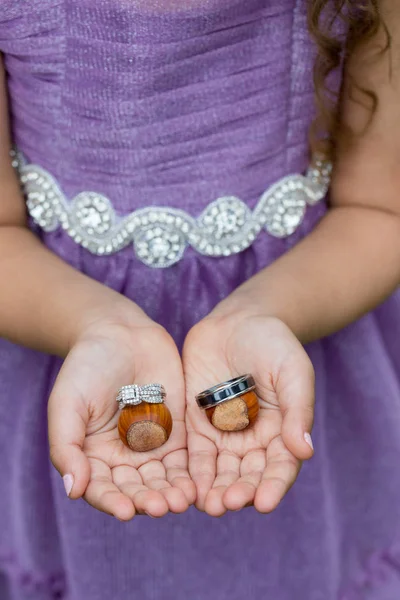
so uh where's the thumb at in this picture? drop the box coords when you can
[278,352,315,460]
[48,376,91,500]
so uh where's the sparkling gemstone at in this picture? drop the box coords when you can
[80,208,102,229]
[149,236,171,258]
[282,209,304,231]
[215,209,238,234]
[29,204,46,221]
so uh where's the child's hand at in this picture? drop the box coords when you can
[48,310,195,520]
[183,312,315,516]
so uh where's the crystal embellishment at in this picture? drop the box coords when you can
[13,149,331,268]
[71,193,114,236]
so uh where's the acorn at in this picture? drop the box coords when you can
[205,391,259,432]
[116,384,172,452]
[196,375,259,432]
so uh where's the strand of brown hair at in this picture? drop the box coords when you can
[307,0,385,162]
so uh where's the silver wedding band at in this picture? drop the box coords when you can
[116,383,166,410]
[195,374,256,410]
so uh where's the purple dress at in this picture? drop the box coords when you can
[1,1,400,599]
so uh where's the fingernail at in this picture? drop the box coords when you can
[63,474,74,497]
[145,512,157,519]
[304,432,314,451]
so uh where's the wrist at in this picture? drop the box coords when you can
[208,284,301,342]
[67,286,152,354]
[209,285,273,324]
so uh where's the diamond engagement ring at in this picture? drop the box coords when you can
[116,383,166,410]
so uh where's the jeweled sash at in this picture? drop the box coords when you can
[12,149,331,268]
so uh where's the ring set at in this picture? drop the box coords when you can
[116,383,166,409]
[117,374,259,452]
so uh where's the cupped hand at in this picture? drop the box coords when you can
[183,312,315,516]
[48,309,195,521]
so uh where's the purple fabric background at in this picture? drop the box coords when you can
[1,1,400,599]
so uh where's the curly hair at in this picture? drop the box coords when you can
[308,0,386,162]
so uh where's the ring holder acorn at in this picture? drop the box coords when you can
[117,384,172,452]
[196,374,259,432]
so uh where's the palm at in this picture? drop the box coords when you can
[49,322,195,520]
[184,315,315,516]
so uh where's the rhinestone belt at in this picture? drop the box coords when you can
[12,150,331,268]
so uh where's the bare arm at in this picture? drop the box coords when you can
[0,56,195,519]
[0,56,145,356]
[214,2,400,343]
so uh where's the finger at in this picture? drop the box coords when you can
[48,375,91,500]
[188,432,217,511]
[84,459,135,521]
[204,450,240,517]
[254,437,301,514]
[277,353,315,460]
[163,449,197,506]
[139,460,189,514]
[113,464,169,518]
[223,449,265,511]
